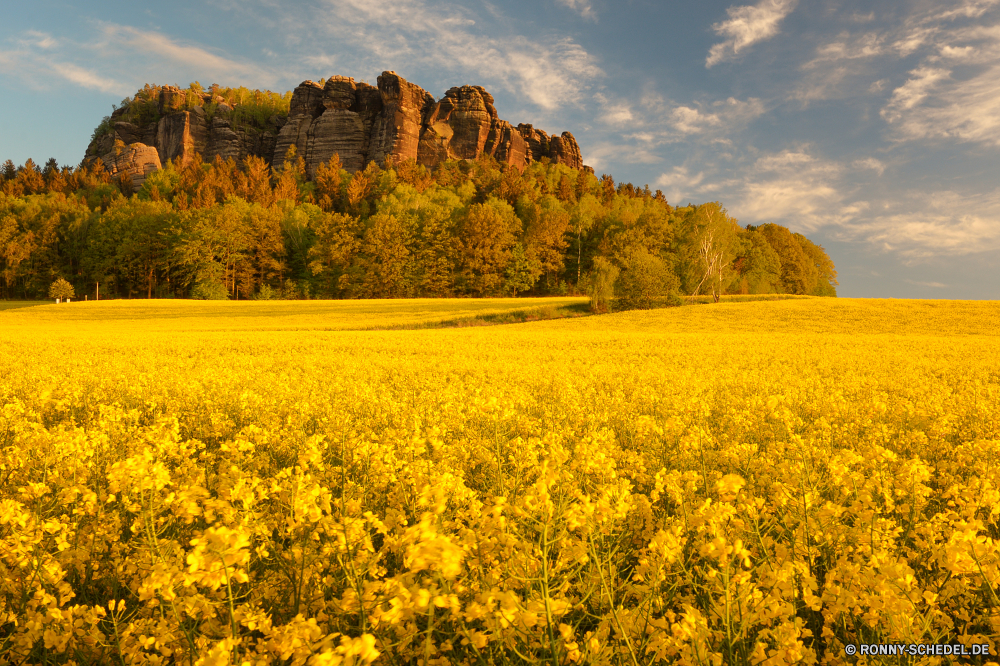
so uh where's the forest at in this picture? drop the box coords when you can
[0,150,837,304]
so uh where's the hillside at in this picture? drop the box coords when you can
[1,73,837,303]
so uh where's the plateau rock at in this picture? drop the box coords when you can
[84,71,590,183]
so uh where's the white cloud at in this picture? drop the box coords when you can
[608,92,764,143]
[0,43,125,94]
[715,148,1000,257]
[706,0,798,67]
[881,63,1000,146]
[99,26,266,81]
[905,279,948,288]
[655,166,706,204]
[583,142,662,171]
[0,25,281,97]
[797,1,1000,105]
[852,158,886,175]
[736,149,849,231]
[303,0,603,110]
[555,0,596,20]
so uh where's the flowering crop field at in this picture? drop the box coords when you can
[2,297,1000,666]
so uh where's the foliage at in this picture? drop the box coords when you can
[615,249,677,310]
[1,298,1000,664]
[0,152,836,302]
[47,277,74,300]
[587,255,619,313]
[190,279,230,300]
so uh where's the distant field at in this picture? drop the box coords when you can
[2,297,999,665]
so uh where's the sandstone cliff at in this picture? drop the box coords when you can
[84,72,587,190]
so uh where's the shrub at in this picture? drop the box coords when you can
[190,280,229,300]
[616,249,678,310]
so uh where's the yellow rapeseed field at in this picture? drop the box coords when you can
[2,297,1000,665]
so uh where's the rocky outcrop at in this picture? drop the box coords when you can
[101,142,162,191]
[548,132,584,170]
[84,71,590,183]
[156,107,209,166]
[368,71,434,167]
[273,81,326,169]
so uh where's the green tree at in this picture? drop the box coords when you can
[505,243,542,296]
[458,198,521,296]
[674,202,741,301]
[48,277,75,300]
[587,256,618,314]
[190,279,229,300]
[735,229,782,294]
[357,211,412,298]
[308,211,363,297]
[616,249,678,310]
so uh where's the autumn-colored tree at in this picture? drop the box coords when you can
[758,223,816,295]
[0,145,837,302]
[794,233,838,296]
[236,156,273,207]
[314,154,345,212]
[357,212,412,298]
[308,211,364,296]
[458,198,521,296]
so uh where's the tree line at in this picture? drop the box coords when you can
[0,151,837,303]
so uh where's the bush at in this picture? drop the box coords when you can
[616,250,678,310]
[190,280,229,300]
[664,292,685,307]
[254,284,276,300]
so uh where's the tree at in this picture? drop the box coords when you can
[587,256,618,314]
[616,249,678,309]
[48,278,75,300]
[308,211,364,297]
[674,202,741,301]
[190,279,229,300]
[458,198,521,296]
[357,211,412,298]
[735,229,782,294]
[758,224,816,294]
[795,234,839,296]
[505,243,542,296]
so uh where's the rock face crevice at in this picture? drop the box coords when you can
[84,71,587,190]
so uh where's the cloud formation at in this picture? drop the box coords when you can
[0,24,281,97]
[301,0,603,109]
[706,0,798,67]
[718,148,1000,258]
[797,0,1000,147]
[555,0,596,21]
[0,31,124,94]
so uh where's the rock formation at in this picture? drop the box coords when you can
[84,71,589,190]
[99,141,162,191]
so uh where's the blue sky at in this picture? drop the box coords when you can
[2,0,999,299]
